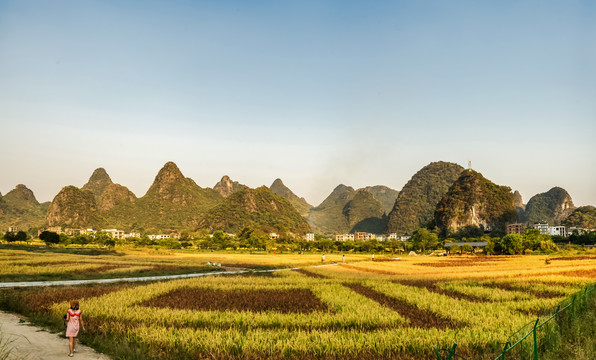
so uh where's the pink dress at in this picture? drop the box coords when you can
[65,309,82,337]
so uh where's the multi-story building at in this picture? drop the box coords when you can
[149,234,171,240]
[506,223,526,235]
[269,233,280,239]
[335,234,354,241]
[388,233,398,240]
[102,229,125,239]
[533,222,549,235]
[304,233,315,241]
[549,226,566,237]
[8,226,17,233]
[354,232,367,241]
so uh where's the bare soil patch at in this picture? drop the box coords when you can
[19,284,133,312]
[394,279,486,303]
[344,283,460,329]
[550,256,596,261]
[480,282,565,299]
[416,258,504,267]
[293,268,328,279]
[141,287,328,313]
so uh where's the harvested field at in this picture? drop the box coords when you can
[480,282,566,299]
[394,279,485,303]
[293,268,328,279]
[0,248,594,360]
[550,256,596,261]
[18,284,132,312]
[141,287,329,313]
[416,259,503,267]
[344,283,459,329]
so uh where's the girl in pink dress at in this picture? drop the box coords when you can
[66,300,86,357]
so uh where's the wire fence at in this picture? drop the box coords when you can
[434,282,596,360]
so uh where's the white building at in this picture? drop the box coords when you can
[388,233,398,240]
[8,226,17,233]
[335,234,355,241]
[534,222,549,235]
[269,233,280,239]
[148,234,171,240]
[549,226,566,237]
[102,229,125,239]
[304,233,315,241]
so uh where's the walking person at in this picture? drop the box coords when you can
[322,254,325,262]
[66,300,86,357]
[342,254,345,263]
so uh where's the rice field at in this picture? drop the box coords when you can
[0,248,594,359]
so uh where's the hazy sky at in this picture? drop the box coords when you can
[1,1,595,206]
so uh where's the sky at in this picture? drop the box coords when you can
[1,0,595,207]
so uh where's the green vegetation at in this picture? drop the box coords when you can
[435,169,518,235]
[198,186,311,235]
[542,292,596,360]
[362,185,399,214]
[523,187,575,225]
[46,185,100,228]
[307,185,397,235]
[307,184,355,233]
[343,189,385,233]
[563,205,596,229]
[387,161,464,235]
[269,178,312,216]
[0,184,49,234]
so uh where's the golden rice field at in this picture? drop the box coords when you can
[0,247,595,359]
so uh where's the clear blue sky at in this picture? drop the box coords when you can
[1,0,595,206]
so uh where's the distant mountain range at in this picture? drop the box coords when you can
[0,161,590,236]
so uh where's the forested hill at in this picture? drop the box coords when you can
[434,169,517,234]
[386,161,464,235]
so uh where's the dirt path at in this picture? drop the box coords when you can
[0,311,110,360]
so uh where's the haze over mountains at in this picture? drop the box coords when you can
[0,161,591,236]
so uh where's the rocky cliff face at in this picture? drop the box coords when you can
[198,186,311,234]
[523,187,575,225]
[514,190,525,219]
[269,178,312,216]
[82,168,113,198]
[434,170,517,233]
[213,175,248,198]
[46,186,100,227]
[387,161,464,235]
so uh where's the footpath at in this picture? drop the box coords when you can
[0,311,110,360]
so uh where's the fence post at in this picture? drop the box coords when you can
[533,318,539,360]
[501,341,509,360]
[433,345,442,360]
[447,343,457,360]
[433,343,457,360]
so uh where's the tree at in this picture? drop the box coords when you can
[499,234,523,255]
[3,232,17,242]
[461,243,473,254]
[15,231,28,242]
[412,228,439,252]
[39,231,60,245]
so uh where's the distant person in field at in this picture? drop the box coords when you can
[66,299,86,357]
